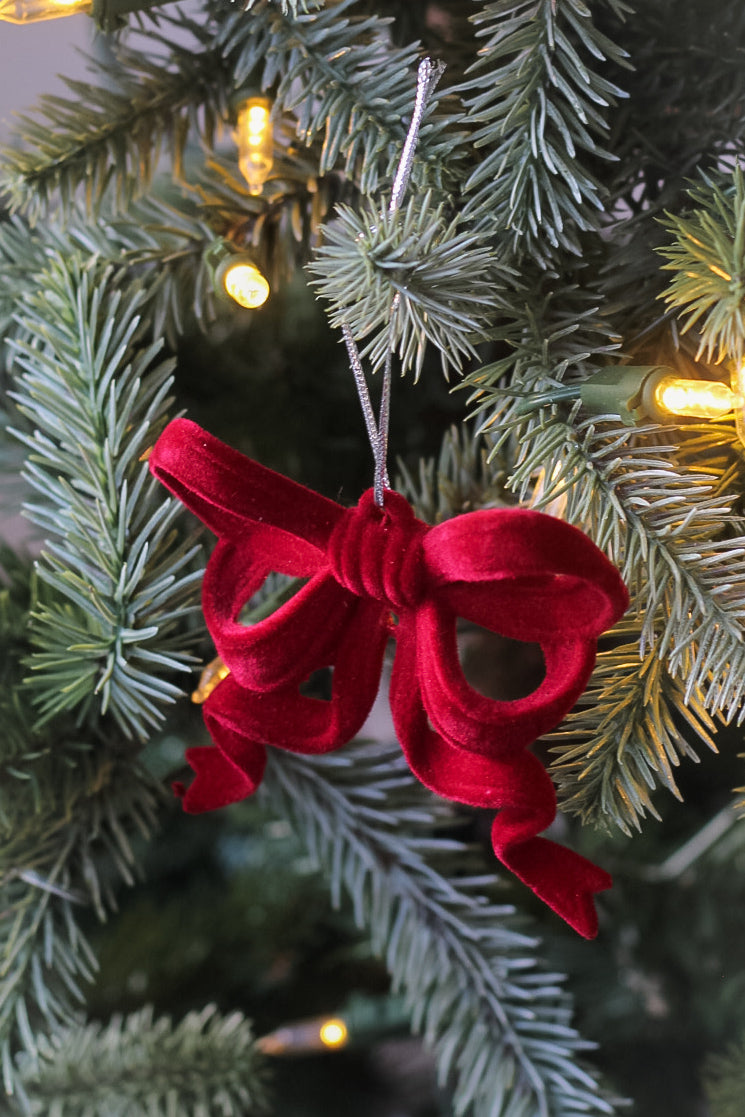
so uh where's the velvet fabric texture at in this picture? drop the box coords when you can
[150,418,629,937]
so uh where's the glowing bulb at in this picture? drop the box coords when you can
[246,105,269,134]
[235,96,274,195]
[319,1019,348,1049]
[732,361,745,398]
[651,376,736,420]
[222,262,270,309]
[729,361,745,447]
[0,0,89,19]
[205,239,271,310]
[191,656,230,704]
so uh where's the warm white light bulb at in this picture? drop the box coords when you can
[318,1018,348,1049]
[729,360,745,446]
[0,0,89,19]
[235,97,274,195]
[652,376,736,420]
[246,105,269,134]
[191,656,230,704]
[222,262,270,309]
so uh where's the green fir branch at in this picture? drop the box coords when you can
[0,198,225,351]
[10,1005,269,1117]
[2,160,334,354]
[499,403,745,731]
[0,218,50,350]
[463,282,621,406]
[461,289,745,829]
[195,136,340,288]
[0,748,162,1106]
[88,195,223,346]
[658,168,745,363]
[486,389,745,744]
[211,0,463,197]
[309,191,502,377]
[0,514,168,1107]
[262,740,616,1117]
[703,1029,745,1117]
[1,0,460,224]
[458,0,630,258]
[0,554,51,808]
[1,839,94,1108]
[8,254,203,740]
[549,618,717,832]
[0,31,232,223]
[396,422,510,524]
[604,2,745,218]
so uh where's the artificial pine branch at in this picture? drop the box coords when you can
[500,400,745,725]
[9,1005,269,1117]
[0,28,233,223]
[658,168,745,364]
[7,139,336,346]
[549,618,717,832]
[463,282,621,412]
[309,191,502,378]
[458,0,630,259]
[195,134,340,289]
[210,0,463,197]
[460,285,745,830]
[0,577,164,1105]
[396,422,509,524]
[94,195,224,344]
[0,0,459,227]
[0,198,226,351]
[0,550,163,1100]
[8,254,203,739]
[704,1036,745,1117]
[261,740,616,1117]
[605,2,745,217]
[0,219,50,360]
[1,737,163,1105]
[589,3,745,348]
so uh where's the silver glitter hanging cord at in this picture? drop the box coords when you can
[344,57,445,507]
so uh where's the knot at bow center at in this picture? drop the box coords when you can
[327,489,428,612]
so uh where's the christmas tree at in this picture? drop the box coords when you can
[2,2,745,1115]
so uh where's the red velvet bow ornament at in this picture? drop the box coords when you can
[150,418,628,938]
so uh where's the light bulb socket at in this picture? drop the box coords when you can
[580,366,671,425]
[204,238,236,278]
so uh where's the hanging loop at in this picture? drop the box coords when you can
[344,57,445,507]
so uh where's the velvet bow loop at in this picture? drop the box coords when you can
[414,507,625,759]
[151,418,390,761]
[148,417,344,547]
